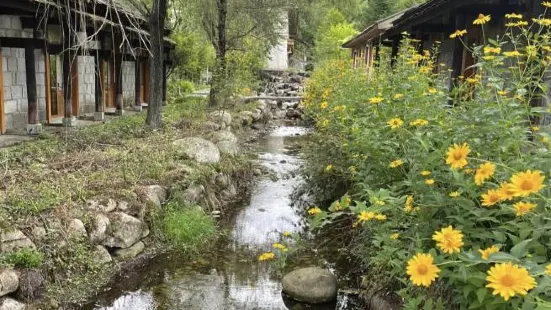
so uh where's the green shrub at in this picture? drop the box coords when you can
[3,248,44,268]
[302,12,551,310]
[163,203,216,253]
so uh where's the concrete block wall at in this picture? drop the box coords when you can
[77,55,95,115]
[122,61,135,106]
[0,15,32,38]
[1,48,47,130]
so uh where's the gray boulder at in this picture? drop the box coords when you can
[200,121,221,131]
[209,130,237,144]
[173,137,220,164]
[282,267,338,304]
[0,270,19,297]
[114,241,145,260]
[183,185,205,204]
[15,270,44,302]
[142,185,167,209]
[239,111,254,125]
[93,245,112,264]
[217,141,239,156]
[0,230,35,253]
[0,298,25,310]
[67,219,87,238]
[88,213,110,244]
[103,213,144,249]
[85,199,116,213]
[208,111,232,126]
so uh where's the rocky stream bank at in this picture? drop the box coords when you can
[0,93,307,310]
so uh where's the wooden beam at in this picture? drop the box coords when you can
[45,51,52,124]
[0,37,46,49]
[134,59,141,108]
[62,30,73,120]
[0,41,5,134]
[25,37,38,125]
[114,44,123,113]
[94,49,104,113]
[0,0,39,13]
[71,56,79,117]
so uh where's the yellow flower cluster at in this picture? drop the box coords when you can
[389,159,404,168]
[308,207,322,215]
[410,119,429,126]
[258,252,275,261]
[387,118,404,129]
[481,170,545,211]
[272,243,288,252]
[357,211,387,222]
[432,226,464,254]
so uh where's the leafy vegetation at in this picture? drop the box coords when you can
[1,248,44,269]
[300,10,551,310]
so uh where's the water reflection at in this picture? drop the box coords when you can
[87,126,358,310]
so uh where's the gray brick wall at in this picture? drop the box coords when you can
[78,55,96,115]
[0,15,33,38]
[122,61,135,106]
[1,48,47,130]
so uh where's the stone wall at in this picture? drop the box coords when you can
[0,15,32,38]
[77,56,96,115]
[122,61,135,107]
[1,48,47,130]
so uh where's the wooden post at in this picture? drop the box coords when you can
[161,62,167,106]
[391,36,400,67]
[94,48,104,121]
[0,40,5,134]
[114,37,123,115]
[134,58,141,111]
[25,33,39,134]
[451,12,466,85]
[44,50,51,124]
[62,26,74,126]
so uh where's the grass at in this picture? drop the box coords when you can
[162,203,217,253]
[0,95,258,307]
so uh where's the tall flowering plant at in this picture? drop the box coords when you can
[303,5,551,309]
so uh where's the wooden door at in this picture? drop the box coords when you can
[104,59,115,108]
[139,61,146,103]
[48,54,64,118]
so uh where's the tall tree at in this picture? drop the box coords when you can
[146,0,169,128]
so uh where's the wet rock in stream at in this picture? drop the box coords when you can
[282,267,338,304]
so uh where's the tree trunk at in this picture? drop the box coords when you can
[208,0,228,107]
[146,0,168,129]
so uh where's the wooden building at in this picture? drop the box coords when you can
[342,9,410,70]
[343,0,550,124]
[0,0,173,134]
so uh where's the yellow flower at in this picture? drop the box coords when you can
[308,207,322,215]
[258,252,276,261]
[389,159,404,168]
[475,162,496,186]
[544,2,551,8]
[449,191,461,198]
[425,179,435,185]
[272,243,287,251]
[410,119,429,126]
[390,233,400,240]
[325,164,333,172]
[498,182,515,201]
[483,56,496,61]
[506,21,528,27]
[358,211,376,222]
[486,262,536,301]
[369,96,384,105]
[404,195,414,213]
[432,226,464,254]
[320,102,328,109]
[374,200,385,206]
[503,50,523,57]
[446,143,470,169]
[505,13,523,19]
[421,171,432,176]
[484,46,502,54]
[481,189,502,207]
[282,231,291,237]
[428,88,438,94]
[532,126,540,132]
[450,29,467,39]
[509,170,545,197]
[497,90,508,96]
[393,93,404,100]
[374,214,387,221]
[546,264,551,276]
[406,253,441,287]
[479,245,500,260]
[473,14,491,25]
[514,202,537,216]
[387,118,404,129]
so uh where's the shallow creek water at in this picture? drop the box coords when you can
[82,126,362,310]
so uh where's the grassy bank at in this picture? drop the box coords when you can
[0,96,257,308]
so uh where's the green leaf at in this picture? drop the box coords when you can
[510,239,532,258]
[476,288,487,303]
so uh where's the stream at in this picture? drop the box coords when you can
[82,125,362,310]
